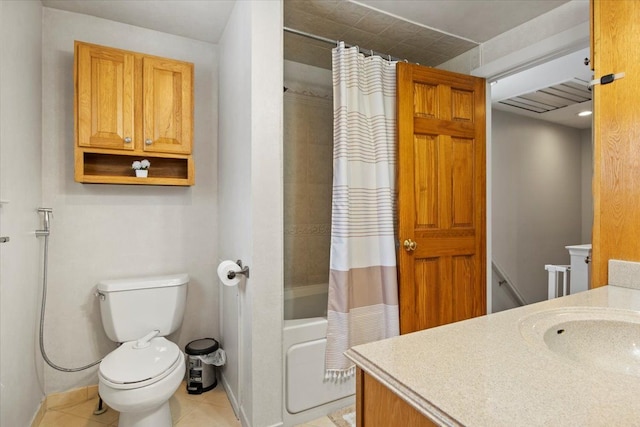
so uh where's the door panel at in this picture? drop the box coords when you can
[452,137,474,227]
[397,63,486,334]
[414,134,438,228]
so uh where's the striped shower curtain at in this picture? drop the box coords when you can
[325,42,399,380]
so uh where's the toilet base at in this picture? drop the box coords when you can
[99,351,185,427]
[118,400,171,427]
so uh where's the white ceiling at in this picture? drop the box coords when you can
[41,0,569,46]
[41,0,590,128]
[491,48,593,129]
[353,0,569,43]
[41,0,236,43]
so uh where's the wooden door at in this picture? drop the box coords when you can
[397,63,486,334]
[591,0,640,287]
[142,57,193,154]
[76,42,135,150]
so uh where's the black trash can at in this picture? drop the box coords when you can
[185,338,219,394]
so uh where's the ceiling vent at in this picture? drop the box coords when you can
[498,78,592,113]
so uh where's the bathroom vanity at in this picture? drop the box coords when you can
[347,278,640,426]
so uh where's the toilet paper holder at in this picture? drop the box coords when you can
[228,260,250,279]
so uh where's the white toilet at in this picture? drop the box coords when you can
[96,273,189,427]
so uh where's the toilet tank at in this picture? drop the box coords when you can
[97,273,189,343]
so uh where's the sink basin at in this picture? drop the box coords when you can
[519,307,640,377]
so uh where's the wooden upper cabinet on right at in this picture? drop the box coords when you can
[142,57,193,154]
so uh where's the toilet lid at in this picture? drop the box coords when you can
[99,337,180,385]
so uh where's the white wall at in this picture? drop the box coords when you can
[219,1,283,426]
[41,8,218,393]
[0,1,45,425]
[218,0,251,418]
[492,110,584,304]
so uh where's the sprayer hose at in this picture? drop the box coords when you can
[39,233,102,372]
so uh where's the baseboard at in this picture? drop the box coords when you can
[31,384,99,426]
[46,384,99,410]
[220,373,240,419]
[30,398,47,427]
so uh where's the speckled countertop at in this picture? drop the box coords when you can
[346,285,640,427]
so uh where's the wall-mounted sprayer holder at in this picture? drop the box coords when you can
[36,207,53,237]
[228,259,250,279]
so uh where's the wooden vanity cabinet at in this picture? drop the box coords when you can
[356,368,437,427]
[74,41,194,185]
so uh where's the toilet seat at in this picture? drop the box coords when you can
[99,337,182,390]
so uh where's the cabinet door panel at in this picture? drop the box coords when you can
[77,44,134,150]
[143,57,193,154]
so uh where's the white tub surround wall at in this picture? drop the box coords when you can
[0,2,45,426]
[347,284,640,426]
[41,7,218,394]
[218,1,284,426]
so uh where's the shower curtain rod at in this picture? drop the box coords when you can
[283,26,405,63]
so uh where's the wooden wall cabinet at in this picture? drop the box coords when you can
[74,41,194,185]
[591,0,640,286]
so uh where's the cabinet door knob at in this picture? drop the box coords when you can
[145,139,153,145]
[124,137,132,143]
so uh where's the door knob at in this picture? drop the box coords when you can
[145,139,153,145]
[403,239,417,252]
[124,137,132,144]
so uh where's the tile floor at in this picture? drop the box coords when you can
[37,381,336,427]
[38,382,238,427]
[296,416,339,427]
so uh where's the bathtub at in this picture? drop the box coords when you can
[282,284,355,426]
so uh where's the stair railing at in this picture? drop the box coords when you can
[492,261,527,306]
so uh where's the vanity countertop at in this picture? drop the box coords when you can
[345,285,640,426]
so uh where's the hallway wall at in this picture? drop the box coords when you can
[492,109,585,304]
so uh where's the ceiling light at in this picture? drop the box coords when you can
[578,110,592,117]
